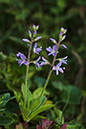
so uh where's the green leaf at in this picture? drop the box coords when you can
[0,109,17,117]
[51,107,64,125]
[61,85,82,104]
[52,81,64,91]
[0,93,15,108]
[32,115,46,121]
[33,88,49,100]
[9,36,26,47]
[0,52,7,61]
[34,77,46,87]
[67,124,83,129]
[0,115,13,125]
[13,91,23,104]
[19,103,31,121]
[30,95,46,112]
[27,103,54,122]
[21,83,32,108]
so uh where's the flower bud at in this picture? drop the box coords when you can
[28,30,32,38]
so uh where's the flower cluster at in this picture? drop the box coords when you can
[16,25,68,76]
[16,52,28,66]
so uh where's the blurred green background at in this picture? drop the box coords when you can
[0,0,86,127]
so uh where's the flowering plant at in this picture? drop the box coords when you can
[15,25,67,123]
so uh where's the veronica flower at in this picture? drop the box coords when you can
[46,45,57,56]
[40,57,49,66]
[34,56,41,68]
[52,63,64,75]
[16,52,28,66]
[59,56,68,66]
[33,43,42,54]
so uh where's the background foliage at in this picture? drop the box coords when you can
[0,0,86,128]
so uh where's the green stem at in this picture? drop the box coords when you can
[39,69,52,100]
[39,40,61,100]
[24,41,32,107]
[62,89,70,112]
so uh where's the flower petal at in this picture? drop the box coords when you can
[56,69,59,75]
[24,61,28,65]
[53,45,57,51]
[20,54,26,60]
[18,60,23,66]
[22,39,29,42]
[46,47,52,52]
[52,66,56,70]
[42,57,47,61]
[34,42,37,48]
[58,68,64,73]
[53,52,57,56]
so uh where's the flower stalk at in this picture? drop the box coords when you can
[25,39,33,107]
[39,40,62,100]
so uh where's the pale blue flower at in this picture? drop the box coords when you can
[34,56,41,68]
[40,57,49,66]
[46,45,57,56]
[16,52,28,66]
[33,43,42,54]
[52,63,64,75]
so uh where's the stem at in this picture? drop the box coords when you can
[62,89,70,112]
[39,70,52,100]
[39,40,61,100]
[24,40,33,107]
